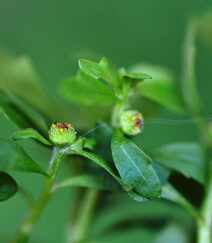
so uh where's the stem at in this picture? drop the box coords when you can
[11,147,63,243]
[198,176,212,243]
[69,189,98,243]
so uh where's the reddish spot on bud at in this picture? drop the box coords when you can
[55,122,70,130]
[135,117,142,128]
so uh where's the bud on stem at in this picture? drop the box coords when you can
[120,110,144,136]
[49,122,77,146]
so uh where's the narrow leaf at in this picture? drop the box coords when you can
[0,171,18,201]
[53,174,117,192]
[111,130,161,199]
[75,150,123,187]
[13,128,51,146]
[0,139,47,176]
[119,67,151,81]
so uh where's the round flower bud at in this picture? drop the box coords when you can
[120,110,143,136]
[49,122,77,145]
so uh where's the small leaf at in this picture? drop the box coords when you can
[74,150,123,187]
[53,174,117,192]
[0,139,47,176]
[12,128,51,146]
[0,171,18,201]
[61,72,115,106]
[119,67,151,81]
[79,59,102,79]
[111,130,161,199]
[79,57,120,90]
[130,64,185,113]
[153,142,205,184]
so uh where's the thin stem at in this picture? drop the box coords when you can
[198,175,212,243]
[69,189,98,243]
[11,147,63,243]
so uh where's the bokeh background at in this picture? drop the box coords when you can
[0,1,212,242]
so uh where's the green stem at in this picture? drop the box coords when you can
[198,176,212,243]
[69,189,98,243]
[11,147,63,243]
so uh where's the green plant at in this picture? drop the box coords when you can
[0,13,211,243]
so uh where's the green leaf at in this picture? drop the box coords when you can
[0,139,47,176]
[153,142,205,184]
[79,59,103,79]
[161,184,200,220]
[73,150,124,188]
[12,128,51,146]
[119,67,151,81]
[79,57,120,89]
[5,92,48,131]
[0,171,18,201]
[130,64,185,113]
[61,71,116,106]
[182,21,201,113]
[53,174,117,192]
[0,52,62,119]
[92,196,191,236]
[111,130,161,199]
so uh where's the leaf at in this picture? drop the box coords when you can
[53,174,117,192]
[0,52,61,119]
[119,67,151,81]
[79,57,120,89]
[91,196,191,236]
[182,21,201,114]
[161,184,200,220]
[5,92,48,131]
[153,142,205,184]
[74,150,123,188]
[79,59,103,79]
[0,171,18,201]
[111,130,161,199]
[0,139,47,176]
[60,71,116,106]
[12,128,51,146]
[130,64,185,113]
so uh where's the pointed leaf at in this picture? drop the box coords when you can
[153,142,205,184]
[79,59,102,79]
[74,150,123,187]
[13,128,51,146]
[130,64,185,113]
[119,67,151,81]
[111,130,161,199]
[0,171,18,201]
[61,72,115,106]
[53,174,118,192]
[0,139,47,176]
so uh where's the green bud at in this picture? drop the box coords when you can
[120,110,144,136]
[49,122,77,145]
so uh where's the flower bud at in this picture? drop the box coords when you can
[120,110,143,136]
[49,122,77,145]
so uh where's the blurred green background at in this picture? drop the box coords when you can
[0,0,212,242]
